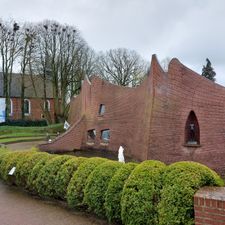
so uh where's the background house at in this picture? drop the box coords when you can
[0,73,55,122]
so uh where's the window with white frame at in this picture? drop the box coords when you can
[24,99,31,115]
[44,100,50,111]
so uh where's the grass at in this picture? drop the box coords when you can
[0,136,46,144]
[0,123,64,144]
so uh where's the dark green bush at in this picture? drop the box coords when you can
[83,161,123,217]
[67,157,107,209]
[105,162,137,223]
[36,155,72,198]
[0,119,48,126]
[121,160,166,225]
[54,157,87,199]
[158,161,224,225]
[15,152,49,187]
[27,154,56,193]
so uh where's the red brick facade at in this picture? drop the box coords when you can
[194,187,225,225]
[9,97,55,121]
[40,55,225,175]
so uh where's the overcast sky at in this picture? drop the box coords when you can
[1,0,225,85]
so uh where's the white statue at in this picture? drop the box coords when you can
[118,146,125,163]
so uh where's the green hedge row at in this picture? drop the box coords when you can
[0,148,223,225]
[0,119,48,127]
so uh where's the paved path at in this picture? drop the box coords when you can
[5,140,46,151]
[0,181,109,225]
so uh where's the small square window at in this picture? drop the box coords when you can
[99,104,105,115]
[101,129,110,143]
[87,129,96,142]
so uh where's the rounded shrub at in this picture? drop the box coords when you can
[158,161,224,225]
[15,152,49,187]
[0,151,28,183]
[54,157,87,199]
[83,161,123,217]
[27,153,55,193]
[36,155,73,198]
[105,162,138,223]
[67,157,107,209]
[121,160,166,225]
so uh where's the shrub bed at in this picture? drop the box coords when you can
[105,162,137,223]
[54,157,87,199]
[158,161,224,225]
[121,160,166,225]
[67,157,108,209]
[83,161,123,217]
[35,155,73,198]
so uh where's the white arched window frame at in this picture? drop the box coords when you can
[9,99,13,116]
[24,99,31,115]
[44,100,50,111]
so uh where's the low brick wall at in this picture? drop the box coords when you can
[194,187,225,225]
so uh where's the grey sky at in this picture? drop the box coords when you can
[1,0,225,85]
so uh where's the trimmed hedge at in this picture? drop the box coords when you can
[105,162,137,223]
[0,149,224,225]
[158,161,224,225]
[0,151,27,183]
[83,161,123,217]
[36,155,73,198]
[27,153,55,193]
[15,152,49,187]
[0,119,48,127]
[67,157,108,209]
[121,160,166,225]
[54,157,87,199]
[0,148,10,167]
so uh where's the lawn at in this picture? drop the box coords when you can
[0,123,64,144]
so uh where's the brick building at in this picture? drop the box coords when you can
[0,73,55,122]
[40,55,225,175]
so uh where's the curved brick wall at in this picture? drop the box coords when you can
[40,54,225,175]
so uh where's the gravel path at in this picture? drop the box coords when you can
[5,140,46,151]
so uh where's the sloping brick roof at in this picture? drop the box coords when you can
[0,73,53,98]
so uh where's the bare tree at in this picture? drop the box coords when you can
[32,20,95,122]
[160,57,171,72]
[97,48,148,87]
[18,24,37,119]
[0,19,22,119]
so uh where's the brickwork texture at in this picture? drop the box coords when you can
[40,54,225,175]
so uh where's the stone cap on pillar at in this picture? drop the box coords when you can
[195,186,225,201]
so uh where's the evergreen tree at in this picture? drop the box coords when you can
[201,58,216,82]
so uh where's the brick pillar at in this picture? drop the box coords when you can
[194,187,225,225]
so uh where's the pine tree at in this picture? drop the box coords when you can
[201,58,216,82]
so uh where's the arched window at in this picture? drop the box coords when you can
[9,99,13,115]
[185,111,200,145]
[24,99,31,115]
[44,100,50,111]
